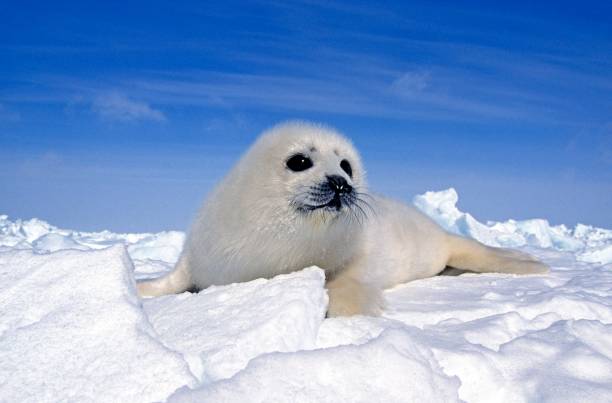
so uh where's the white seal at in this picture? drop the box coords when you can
[137,122,548,316]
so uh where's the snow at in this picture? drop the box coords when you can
[414,188,612,264]
[169,328,460,403]
[0,214,184,279]
[143,267,327,383]
[0,245,195,403]
[1,188,611,402]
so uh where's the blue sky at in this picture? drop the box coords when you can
[1,0,611,232]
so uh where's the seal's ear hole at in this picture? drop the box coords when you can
[286,154,314,172]
[340,159,353,178]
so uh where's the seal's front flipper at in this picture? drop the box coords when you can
[325,265,385,317]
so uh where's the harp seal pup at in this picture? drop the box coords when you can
[137,121,548,316]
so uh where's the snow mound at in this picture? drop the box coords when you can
[143,267,327,383]
[414,188,612,264]
[0,214,184,259]
[580,244,612,265]
[169,328,460,403]
[0,245,194,402]
[457,319,612,402]
[0,214,185,279]
[32,232,89,252]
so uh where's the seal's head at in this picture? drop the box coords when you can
[235,121,369,225]
[177,121,371,286]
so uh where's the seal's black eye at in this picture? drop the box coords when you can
[340,159,352,178]
[286,154,313,172]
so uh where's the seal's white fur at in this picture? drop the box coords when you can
[137,122,548,316]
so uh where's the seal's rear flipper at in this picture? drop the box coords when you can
[446,235,549,275]
[136,256,193,297]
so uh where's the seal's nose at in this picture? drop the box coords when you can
[326,175,353,195]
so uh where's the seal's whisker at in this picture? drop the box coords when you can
[347,207,362,226]
[354,195,376,217]
[351,201,368,223]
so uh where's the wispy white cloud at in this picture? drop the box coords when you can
[390,71,430,95]
[2,21,609,127]
[119,67,547,122]
[91,92,166,122]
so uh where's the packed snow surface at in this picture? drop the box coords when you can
[1,188,611,402]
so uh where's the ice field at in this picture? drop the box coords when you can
[1,189,611,402]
